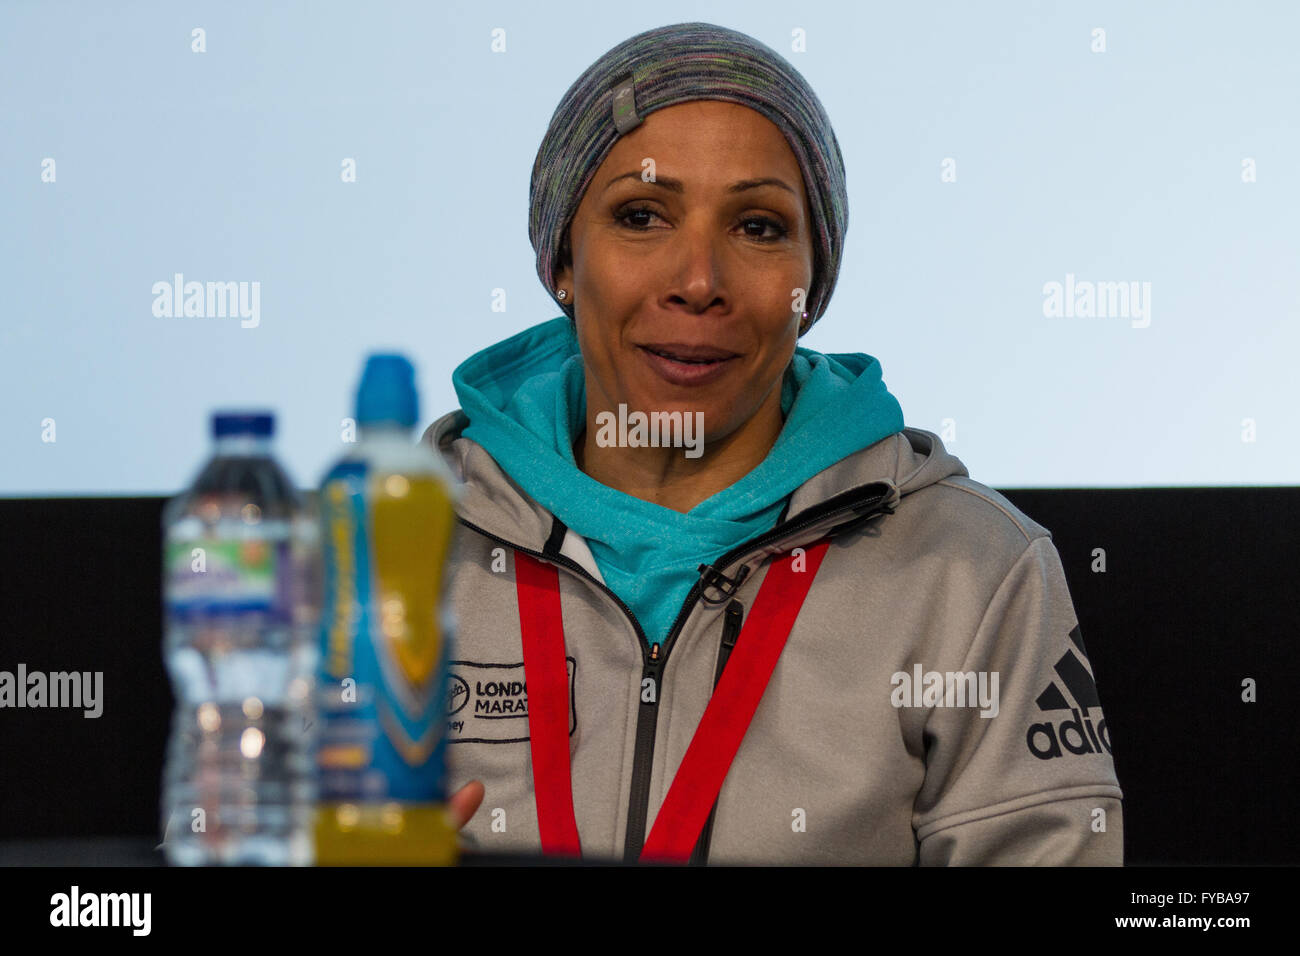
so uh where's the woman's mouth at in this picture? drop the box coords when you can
[637,345,738,386]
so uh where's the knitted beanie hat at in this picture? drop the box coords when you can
[529,21,849,333]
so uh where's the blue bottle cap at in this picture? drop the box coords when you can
[212,411,274,438]
[356,354,418,427]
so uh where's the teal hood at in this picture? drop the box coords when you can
[450,316,905,647]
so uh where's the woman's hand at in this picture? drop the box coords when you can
[448,780,485,830]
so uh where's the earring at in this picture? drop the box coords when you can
[557,289,568,300]
[799,311,810,334]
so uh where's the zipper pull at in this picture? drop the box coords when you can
[712,601,745,691]
[697,562,751,605]
[641,642,663,707]
[722,601,743,650]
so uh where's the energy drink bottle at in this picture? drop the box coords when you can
[314,355,461,864]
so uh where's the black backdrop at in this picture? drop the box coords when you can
[1,488,1296,865]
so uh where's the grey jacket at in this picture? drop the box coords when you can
[422,412,1125,865]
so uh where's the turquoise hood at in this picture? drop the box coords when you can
[451,316,905,647]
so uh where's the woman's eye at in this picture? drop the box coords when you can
[741,217,789,241]
[618,206,662,229]
[616,205,788,242]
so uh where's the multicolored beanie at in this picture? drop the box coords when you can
[529,21,849,333]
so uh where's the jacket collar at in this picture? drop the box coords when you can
[422,409,969,556]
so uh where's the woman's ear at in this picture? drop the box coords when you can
[554,266,574,297]
[554,230,577,322]
[554,267,573,297]
[553,230,573,289]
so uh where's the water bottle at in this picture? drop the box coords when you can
[314,355,461,865]
[160,411,321,865]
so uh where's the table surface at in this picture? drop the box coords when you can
[0,836,623,866]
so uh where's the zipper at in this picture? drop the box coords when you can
[625,638,664,862]
[689,598,744,866]
[458,480,896,863]
[622,481,893,861]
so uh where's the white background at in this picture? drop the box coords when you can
[2,0,1296,495]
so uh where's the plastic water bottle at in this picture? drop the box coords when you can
[160,411,321,865]
[314,355,461,865]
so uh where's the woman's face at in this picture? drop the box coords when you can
[555,100,815,447]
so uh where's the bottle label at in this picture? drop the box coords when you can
[316,460,452,804]
[164,537,285,621]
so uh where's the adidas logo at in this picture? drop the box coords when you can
[1025,624,1113,760]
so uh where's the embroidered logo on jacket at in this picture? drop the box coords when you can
[1025,624,1113,760]
[445,658,576,744]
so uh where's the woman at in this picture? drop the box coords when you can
[428,21,1123,865]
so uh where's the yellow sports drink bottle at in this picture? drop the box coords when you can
[314,354,461,864]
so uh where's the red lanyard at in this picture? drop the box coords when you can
[513,538,831,864]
